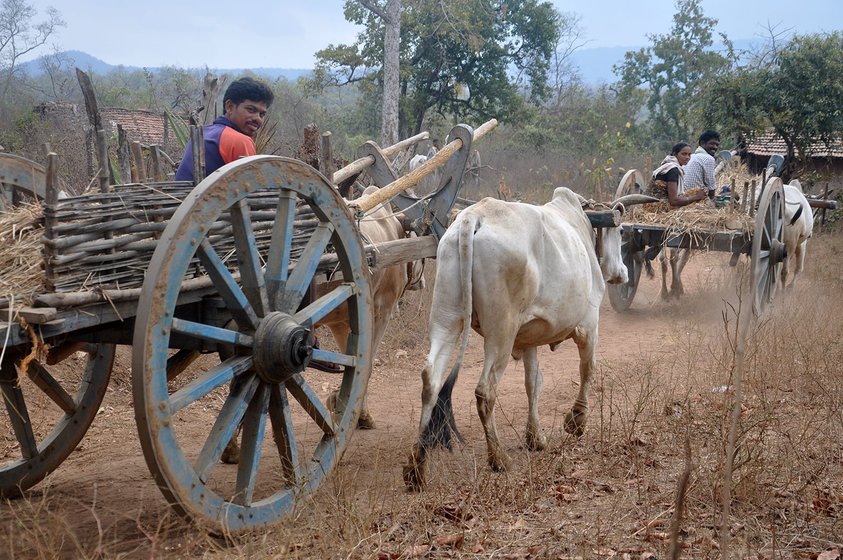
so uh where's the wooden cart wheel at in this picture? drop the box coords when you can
[0,343,115,497]
[132,156,372,534]
[751,177,786,315]
[614,169,645,199]
[607,227,642,312]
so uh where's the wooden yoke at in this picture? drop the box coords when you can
[349,119,498,215]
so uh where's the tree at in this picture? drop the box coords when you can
[0,0,64,105]
[702,32,843,181]
[614,0,733,149]
[314,0,560,139]
[546,11,584,110]
[357,0,400,146]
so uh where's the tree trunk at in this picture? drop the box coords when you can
[381,0,401,146]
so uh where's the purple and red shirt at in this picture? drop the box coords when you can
[175,116,256,182]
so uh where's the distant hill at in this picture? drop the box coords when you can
[18,50,312,82]
[569,38,761,85]
[20,41,760,87]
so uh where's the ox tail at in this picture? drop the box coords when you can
[420,214,477,451]
[789,203,803,226]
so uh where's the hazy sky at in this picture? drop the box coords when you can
[20,0,842,69]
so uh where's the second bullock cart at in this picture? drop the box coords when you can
[605,168,837,314]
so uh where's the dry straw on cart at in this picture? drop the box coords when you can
[0,203,45,307]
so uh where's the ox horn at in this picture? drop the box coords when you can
[612,194,659,208]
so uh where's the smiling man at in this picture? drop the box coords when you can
[175,77,274,183]
[683,129,721,197]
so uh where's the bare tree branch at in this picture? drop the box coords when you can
[358,0,387,21]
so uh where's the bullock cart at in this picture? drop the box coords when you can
[605,169,837,314]
[0,121,515,533]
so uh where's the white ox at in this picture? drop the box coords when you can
[403,187,651,489]
[781,182,813,288]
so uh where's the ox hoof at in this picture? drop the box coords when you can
[526,430,547,451]
[326,390,338,412]
[403,455,427,492]
[488,451,511,472]
[357,411,376,430]
[221,440,240,465]
[564,410,586,438]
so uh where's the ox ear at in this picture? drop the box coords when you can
[613,194,659,208]
[612,201,626,215]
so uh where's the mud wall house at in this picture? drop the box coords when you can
[32,103,184,191]
[743,131,843,192]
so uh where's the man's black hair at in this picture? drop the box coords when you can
[223,77,274,108]
[698,130,720,145]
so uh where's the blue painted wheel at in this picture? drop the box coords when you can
[132,156,373,534]
[0,343,115,497]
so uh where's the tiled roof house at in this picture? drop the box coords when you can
[741,131,843,189]
[744,131,843,158]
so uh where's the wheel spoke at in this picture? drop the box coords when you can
[1,364,38,459]
[759,263,771,298]
[169,355,253,413]
[265,191,298,312]
[268,384,300,486]
[285,373,334,436]
[230,198,269,317]
[279,222,334,313]
[194,373,260,484]
[234,382,270,506]
[197,239,259,331]
[171,317,254,348]
[25,362,76,415]
[293,283,355,326]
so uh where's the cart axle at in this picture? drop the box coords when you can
[253,312,313,383]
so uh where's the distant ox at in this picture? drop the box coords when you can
[403,187,654,489]
[781,181,813,288]
[408,145,440,194]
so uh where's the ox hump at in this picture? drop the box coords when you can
[551,187,582,208]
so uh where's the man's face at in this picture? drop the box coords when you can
[225,99,268,137]
[701,137,720,156]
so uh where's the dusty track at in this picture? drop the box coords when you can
[2,242,841,558]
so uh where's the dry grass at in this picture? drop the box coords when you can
[1,236,841,559]
[0,202,44,306]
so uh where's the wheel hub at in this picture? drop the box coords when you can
[769,239,787,265]
[252,312,313,383]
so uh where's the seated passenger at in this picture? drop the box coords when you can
[647,142,708,207]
